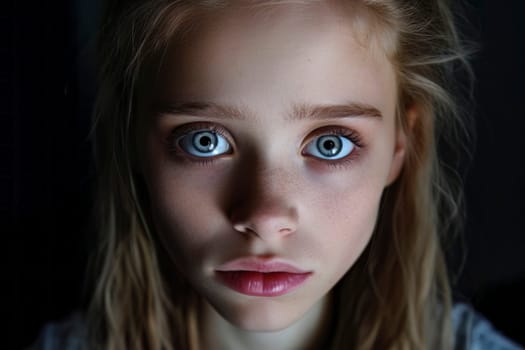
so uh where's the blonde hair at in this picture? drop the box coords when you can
[87,0,474,349]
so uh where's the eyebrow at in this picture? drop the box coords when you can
[156,101,382,121]
[290,102,382,120]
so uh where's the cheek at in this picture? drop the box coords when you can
[333,190,380,240]
[307,176,383,277]
[142,144,229,268]
[307,138,391,237]
[148,175,223,254]
[143,135,223,236]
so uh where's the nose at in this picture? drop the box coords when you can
[228,167,299,241]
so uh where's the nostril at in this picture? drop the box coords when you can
[229,201,298,239]
[232,219,296,238]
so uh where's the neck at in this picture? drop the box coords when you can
[199,294,333,350]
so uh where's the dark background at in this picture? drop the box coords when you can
[3,0,524,349]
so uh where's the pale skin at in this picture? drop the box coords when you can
[138,2,409,350]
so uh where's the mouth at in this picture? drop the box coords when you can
[215,257,312,297]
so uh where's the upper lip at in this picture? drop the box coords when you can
[216,256,310,274]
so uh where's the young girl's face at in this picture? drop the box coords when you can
[139,3,405,332]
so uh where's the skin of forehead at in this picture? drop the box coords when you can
[154,1,397,114]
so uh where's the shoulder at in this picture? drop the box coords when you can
[452,303,523,350]
[30,313,88,350]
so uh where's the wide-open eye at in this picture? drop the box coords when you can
[303,134,355,160]
[178,130,231,157]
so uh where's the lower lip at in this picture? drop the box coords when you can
[215,271,311,297]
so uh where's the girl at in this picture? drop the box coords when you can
[33,0,523,349]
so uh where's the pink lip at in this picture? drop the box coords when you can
[215,257,312,297]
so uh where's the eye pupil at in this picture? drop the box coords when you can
[317,136,341,156]
[323,140,335,150]
[200,137,211,147]
[193,132,218,152]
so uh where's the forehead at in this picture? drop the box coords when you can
[154,1,397,120]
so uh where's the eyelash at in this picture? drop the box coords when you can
[303,126,364,169]
[166,122,233,166]
[166,123,364,168]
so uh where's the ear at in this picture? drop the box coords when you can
[385,105,418,186]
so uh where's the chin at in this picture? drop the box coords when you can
[209,296,308,332]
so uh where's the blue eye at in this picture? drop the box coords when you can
[304,134,355,160]
[178,130,231,157]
